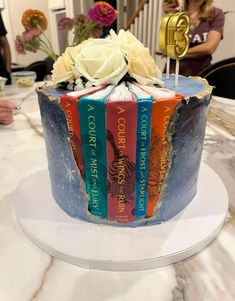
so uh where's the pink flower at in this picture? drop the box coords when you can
[72,14,103,45]
[73,14,90,25]
[22,28,41,41]
[19,29,41,53]
[88,1,117,26]
[15,34,26,54]
[58,17,74,32]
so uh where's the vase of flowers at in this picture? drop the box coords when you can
[15,2,117,62]
[15,9,58,61]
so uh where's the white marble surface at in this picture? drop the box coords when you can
[13,163,228,271]
[0,86,235,301]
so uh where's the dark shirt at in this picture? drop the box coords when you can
[167,7,225,76]
[0,13,11,84]
[0,13,7,36]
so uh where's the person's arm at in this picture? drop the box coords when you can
[162,0,179,13]
[0,99,16,125]
[186,30,222,58]
[0,35,11,73]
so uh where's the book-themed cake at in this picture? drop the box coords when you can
[37,30,212,227]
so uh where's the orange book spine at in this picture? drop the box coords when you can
[147,94,183,217]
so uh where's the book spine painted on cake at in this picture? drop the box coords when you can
[60,95,84,178]
[135,99,152,218]
[147,94,183,217]
[60,86,106,179]
[106,100,137,222]
[78,95,109,218]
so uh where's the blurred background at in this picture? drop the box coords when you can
[1,0,234,71]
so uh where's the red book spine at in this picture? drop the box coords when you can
[106,100,137,222]
[60,86,106,179]
[60,95,84,178]
[147,94,183,217]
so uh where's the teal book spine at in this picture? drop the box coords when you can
[135,98,152,218]
[78,87,113,218]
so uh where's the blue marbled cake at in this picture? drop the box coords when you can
[37,75,212,227]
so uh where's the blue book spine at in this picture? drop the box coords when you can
[135,99,152,218]
[78,97,108,218]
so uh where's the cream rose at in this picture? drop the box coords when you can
[73,38,128,86]
[127,47,163,86]
[115,29,144,57]
[114,30,163,86]
[52,47,78,83]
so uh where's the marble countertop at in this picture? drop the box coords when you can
[0,85,235,301]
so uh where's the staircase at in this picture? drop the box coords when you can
[117,0,162,58]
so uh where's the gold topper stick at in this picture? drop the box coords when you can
[159,14,172,79]
[159,12,190,86]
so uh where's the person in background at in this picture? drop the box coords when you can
[0,12,12,84]
[0,99,16,125]
[162,0,225,76]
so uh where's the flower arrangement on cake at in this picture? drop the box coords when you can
[15,2,117,61]
[51,30,163,90]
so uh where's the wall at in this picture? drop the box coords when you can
[2,0,52,66]
[213,0,235,63]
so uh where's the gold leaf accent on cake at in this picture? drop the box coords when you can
[79,179,86,195]
[189,76,213,100]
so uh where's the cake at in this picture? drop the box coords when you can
[37,30,212,227]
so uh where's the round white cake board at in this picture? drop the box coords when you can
[13,164,228,271]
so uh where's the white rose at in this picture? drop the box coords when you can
[66,45,83,78]
[73,38,128,86]
[116,29,144,57]
[66,45,81,61]
[111,30,163,86]
[52,47,77,83]
[127,47,163,86]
